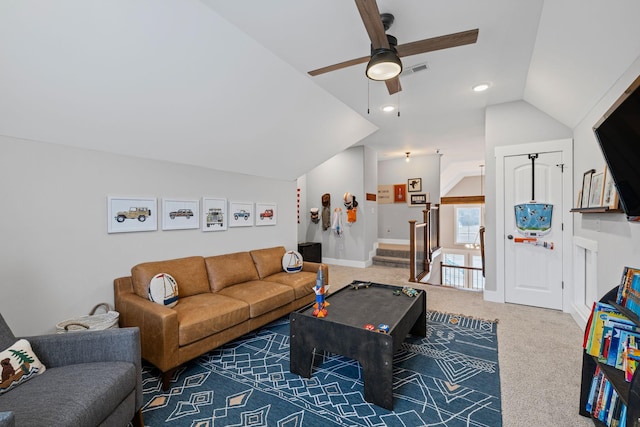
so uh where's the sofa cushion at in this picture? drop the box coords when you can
[263,271,317,299]
[204,252,260,292]
[218,281,294,318]
[250,246,286,279]
[172,294,250,347]
[0,339,46,395]
[148,273,179,308]
[0,361,135,426]
[132,256,209,299]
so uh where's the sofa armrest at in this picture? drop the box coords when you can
[302,262,329,285]
[24,327,142,411]
[114,279,180,373]
[0,412,14,427]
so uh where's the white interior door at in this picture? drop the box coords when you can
[503,151,564,310]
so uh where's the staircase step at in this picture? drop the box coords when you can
[376,248,411,258]
[372,255,410,268]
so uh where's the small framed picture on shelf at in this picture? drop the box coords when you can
[602,166,619,210]
[407,178,422,192]
[588,171,605,208]
[581,169,595,208]
[162,199,200,230]
[576,190,582,209]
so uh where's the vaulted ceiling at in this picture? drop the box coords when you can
[1,1,639,182]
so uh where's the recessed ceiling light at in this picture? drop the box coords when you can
[472,83,490,92]
[381,104,396,112]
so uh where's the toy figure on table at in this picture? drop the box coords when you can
[311,268,330,317]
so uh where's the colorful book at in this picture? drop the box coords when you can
[624,346,640,382]
[619,403,627,427]
[607,389,618,426]
[604,319,639,366]
[584,301,596,349]
[586,365,602,413]
[625,272,640,317]
[587,303,628,358]
[615,330,640,370]
[616,266,640,306]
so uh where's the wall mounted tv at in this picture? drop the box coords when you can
[593,75,640,221]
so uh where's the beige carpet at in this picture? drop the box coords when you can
[326,264,592,427]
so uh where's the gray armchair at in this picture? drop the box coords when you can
[0,313,143,427]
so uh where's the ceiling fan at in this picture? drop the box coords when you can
[307,0,479,95]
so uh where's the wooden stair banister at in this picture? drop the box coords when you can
[409,203,441,282]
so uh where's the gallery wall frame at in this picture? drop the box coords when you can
[229,201,254,227]
[407,178,422,192]
[107,197,157,234]
[377,185,393,204]
[202,197,227,231]
[162,199,200,230]
[255,202,277,226]
[409,193,428,206]
[393,184,407,203]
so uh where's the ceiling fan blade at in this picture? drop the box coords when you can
[308,55,370,76]
[396,29,479,58]
[354,0,389,49]
[385,77,402,95]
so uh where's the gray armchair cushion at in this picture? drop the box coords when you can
[0,313,142,427]
[0,362,135,426]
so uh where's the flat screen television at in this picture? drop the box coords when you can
[593,75,640,221]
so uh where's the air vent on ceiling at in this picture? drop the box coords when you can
[400,62,429,77]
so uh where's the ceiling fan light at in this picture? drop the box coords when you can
[366,49,402,81]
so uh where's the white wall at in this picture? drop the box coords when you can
[377,154,441,241]
[0,135,297,336]
[484,101,572,292]
[301,146,376,265]
[573,55,640,299]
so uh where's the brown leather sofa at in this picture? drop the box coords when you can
[114,246,327,389]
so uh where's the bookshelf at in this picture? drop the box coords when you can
[579,286,640,427]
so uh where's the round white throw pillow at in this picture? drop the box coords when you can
[282,250,303,274]
[148,273,179,307]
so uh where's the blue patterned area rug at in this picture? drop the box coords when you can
[141,311,501,426]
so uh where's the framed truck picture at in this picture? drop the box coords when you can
[107,197,157,234]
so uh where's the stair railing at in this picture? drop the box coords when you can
[409,203,441,282]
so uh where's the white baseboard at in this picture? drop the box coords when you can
[378,238,410,245]
[483,289,503,303]
[323,258,368,268]
[570,303,590,330]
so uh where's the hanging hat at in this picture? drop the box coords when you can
[343,192,353,210]
[322,193,330,207]
[310,207,319,224]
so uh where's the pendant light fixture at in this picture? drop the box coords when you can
[405,152,411,163]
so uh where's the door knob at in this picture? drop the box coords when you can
[507,234,513,240]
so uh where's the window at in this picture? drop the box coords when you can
[455,206,481,245]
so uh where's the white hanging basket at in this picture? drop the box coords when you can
[55,303,120,333]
